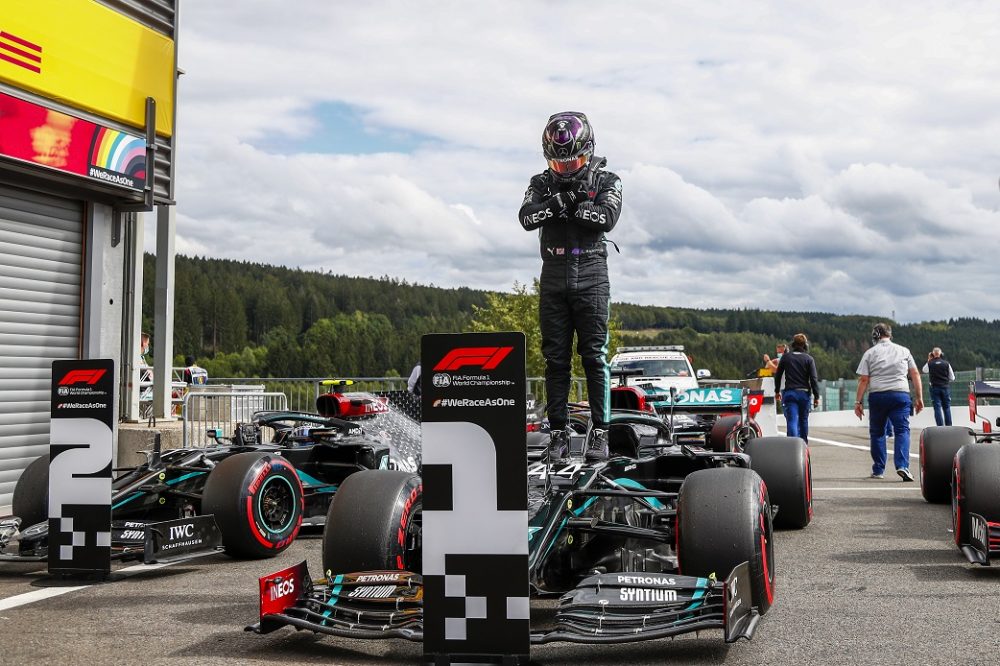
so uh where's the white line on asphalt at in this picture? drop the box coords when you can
[0,560,174,612]
[0,585,88,612]
[807,435,919,460]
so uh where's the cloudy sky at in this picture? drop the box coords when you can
[169,1,1000,323]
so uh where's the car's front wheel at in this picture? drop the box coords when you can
[322,470,422,577]
[201,452,304,558]
[952,443,1000,547]
[677,466,775,615]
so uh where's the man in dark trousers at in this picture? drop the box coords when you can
[774,333,821,443]
[923,347,955,426]
[518,111,623,461]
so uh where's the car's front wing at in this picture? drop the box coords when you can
[961,513,1000,566]
[247,561,760,646]
[0,514,223,564]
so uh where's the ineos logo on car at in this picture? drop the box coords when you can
[269,578,296,601]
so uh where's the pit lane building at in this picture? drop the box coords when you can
[0,0,180,505]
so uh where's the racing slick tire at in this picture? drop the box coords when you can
[201,451,304,559]
[921,426,974,504]
[677,467,775,615]
[952,443,1000,547]
[323,470,421,576]
[12,454,49,530]
[745,436,812,529]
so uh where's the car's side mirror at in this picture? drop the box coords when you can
[696,369,712,380]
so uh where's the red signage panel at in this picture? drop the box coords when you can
[0,90,145,191]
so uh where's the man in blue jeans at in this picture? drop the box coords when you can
[774,333,821,442]
[922,347,955,426]
[854,323,924,481]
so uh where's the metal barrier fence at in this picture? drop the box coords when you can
[210,377,586,412]
[208,369,996,416]
[816,369,982,411]
[182,389,288,447]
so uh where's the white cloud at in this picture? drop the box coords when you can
[168,0,1000,322]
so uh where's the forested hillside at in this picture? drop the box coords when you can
[144,254,1000,381]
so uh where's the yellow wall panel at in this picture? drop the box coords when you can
[1,0,175,136]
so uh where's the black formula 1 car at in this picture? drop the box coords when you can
[920,380,1000,565]
[249,405,811,650]
[0,383,421,565]
[564,375,812,529]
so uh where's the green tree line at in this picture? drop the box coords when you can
[144,254,1000,381]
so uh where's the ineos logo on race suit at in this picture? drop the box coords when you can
[523,208,553,226]
[575,208,607,225]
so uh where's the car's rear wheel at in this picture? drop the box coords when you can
[677,467,775,614]
[12,454,49,530]
[709,415,760,453]
[201,451,304,558]
[921,426,974,504]
[952,443,1000,547]
[745,436,812,529]
[323,470,422,577]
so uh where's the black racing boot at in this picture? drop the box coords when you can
[548,429,570,459]
[585,428,609,463]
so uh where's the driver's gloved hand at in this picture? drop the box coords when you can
[573,178,596,200]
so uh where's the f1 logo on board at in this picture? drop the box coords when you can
[434,347,513,372]
[58,369,106,386]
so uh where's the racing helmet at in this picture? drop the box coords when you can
[542,111,594,178]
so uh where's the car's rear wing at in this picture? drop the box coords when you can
[968,381,1000,432]
[640,386,762,420]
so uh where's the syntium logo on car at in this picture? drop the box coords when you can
[58,369,107,386]
[434,346,513,372]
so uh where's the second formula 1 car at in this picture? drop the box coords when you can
[0,382,421,565]
[920,380,1000,565]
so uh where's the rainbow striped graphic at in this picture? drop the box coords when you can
[88,127,146,187]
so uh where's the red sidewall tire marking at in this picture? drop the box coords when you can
[245,458,303,550]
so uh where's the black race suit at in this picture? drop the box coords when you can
[518,157,622,430]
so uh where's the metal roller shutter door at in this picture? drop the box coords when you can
[0,184,83,507]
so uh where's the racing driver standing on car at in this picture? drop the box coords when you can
[518,111,622,462]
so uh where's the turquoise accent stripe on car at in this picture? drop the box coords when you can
[685,577,709,610]
[112,491,143,510]
[613,477,665,509]
[111,471,207,510]
[296,469,338,493]
[322,573,345,617]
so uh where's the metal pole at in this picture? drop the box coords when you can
[153,205,176,419]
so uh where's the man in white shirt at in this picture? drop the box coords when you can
[854,323,924,481]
